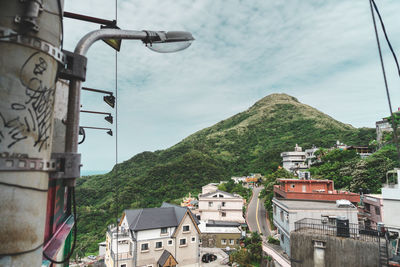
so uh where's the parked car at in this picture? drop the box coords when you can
[87,255,97,260]
[202,253,217,263]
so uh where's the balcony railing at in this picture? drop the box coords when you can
[294,218,380,242]
[110,250,134,261]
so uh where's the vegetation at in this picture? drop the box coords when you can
[218,179,252,202]
[74,93,375,255]
[231,232,263,266]
[267,236,280,245]
[309,145,398,193]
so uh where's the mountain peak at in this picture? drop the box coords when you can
[254,93,299,107]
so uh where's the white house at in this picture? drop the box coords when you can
[105,203,200,267]
[281,144,308,173]
[272,198,358,256]
[198,189,245,223]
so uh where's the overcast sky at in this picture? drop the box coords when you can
[63,0,400,173]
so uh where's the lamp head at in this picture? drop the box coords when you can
[104,95,115,108]
[107,129,113,136]
[105,114,113,124]
[143,31,194,53]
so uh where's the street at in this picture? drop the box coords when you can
[246,186,270,237]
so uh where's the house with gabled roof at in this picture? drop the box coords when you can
[105,203,200,267]
[197,186,245,223]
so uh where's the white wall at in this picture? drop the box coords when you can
[136,227,175,241]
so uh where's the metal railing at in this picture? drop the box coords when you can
[294,218,380,242]
[110,250,134,261]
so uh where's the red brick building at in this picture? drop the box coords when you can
[274,179,360,204]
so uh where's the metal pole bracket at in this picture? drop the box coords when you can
[58,50,87,81]
[50,152,81,179]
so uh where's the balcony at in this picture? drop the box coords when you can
[110,250,134,261]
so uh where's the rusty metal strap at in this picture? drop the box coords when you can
[0,27,66,63]
[0,153,81,179]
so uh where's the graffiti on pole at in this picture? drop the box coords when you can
[0,52,55,152]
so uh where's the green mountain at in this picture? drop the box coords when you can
[75,93,375,253]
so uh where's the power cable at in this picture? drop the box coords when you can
[368,0,400,163]
[114,0,119,266]
[371,0,400,78]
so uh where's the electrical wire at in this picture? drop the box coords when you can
[0,181,48,192]
[0,243,44,257]
[371,0,400,79]
[114,0,119,266]
[42,187,77,264]
[368,0,400,163]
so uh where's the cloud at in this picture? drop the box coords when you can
[63,0,400,171]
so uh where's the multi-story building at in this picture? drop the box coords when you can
[198,220,243,249]
[281,144,307,173]
[105,203,200,267]
[272,198,358,256]
[198,188,245,223]
[376,110,400,144]
[358,194,383,228]
[274,178,360,204]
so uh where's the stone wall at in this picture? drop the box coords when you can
[290,231,380,267]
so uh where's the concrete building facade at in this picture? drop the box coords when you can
[272,198,358,256]
[198,220,242,250]
[274,179,360,204]
[198,189,245,223]
[281,144,307,173]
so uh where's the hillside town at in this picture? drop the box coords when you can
[78,114,400,267]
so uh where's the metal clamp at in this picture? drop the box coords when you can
[0,153,81,179]
[58,50,87,81]
[50,152,81,179]
[0,156,57,172]
[0,27,65,63]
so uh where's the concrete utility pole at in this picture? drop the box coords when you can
[0,0,63,266]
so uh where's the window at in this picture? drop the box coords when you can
[180,238,187,246]
[219,194,224,198]
[273,205,276,215]
[161,227,168,235]
[183,225,190,232]
[280,211,284,221]
[222,202,226,207]
[365,203,371,212]
[213,194,218,198]
[155,241,163,249]
[221,239,227,245]
[168,239,173,246]
[290,184,295,188]
[120,264,127,267]
[209,201,213,207]
[281,235,284,244]
[141,243,149,252]
[229,239,234,245]
[191,236,196,243]
[375,206,381,215]
[222,212,226,217]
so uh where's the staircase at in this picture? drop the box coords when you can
[379,235,389,267]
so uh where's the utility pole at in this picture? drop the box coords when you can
[0,0,63,266]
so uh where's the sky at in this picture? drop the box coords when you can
[62,0,400,173]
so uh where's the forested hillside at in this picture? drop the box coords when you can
[75,93,375,254]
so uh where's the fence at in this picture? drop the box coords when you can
[294,218,380,242]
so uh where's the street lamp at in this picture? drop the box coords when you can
[65,28,194,159]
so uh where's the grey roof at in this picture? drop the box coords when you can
[158,250,177,266]
[161,202,200,225]
[125,207,178,231]
[125,202,199,231]
[205,220,240,227]
[200,189,236,198]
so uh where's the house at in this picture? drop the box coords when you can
[198,220,243,249]
[198,189,245,223]
[272,198,358,256]
[105,203,200,267]
[274,178,360,204]
[281,144,308,173]
[358,194,383,228]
